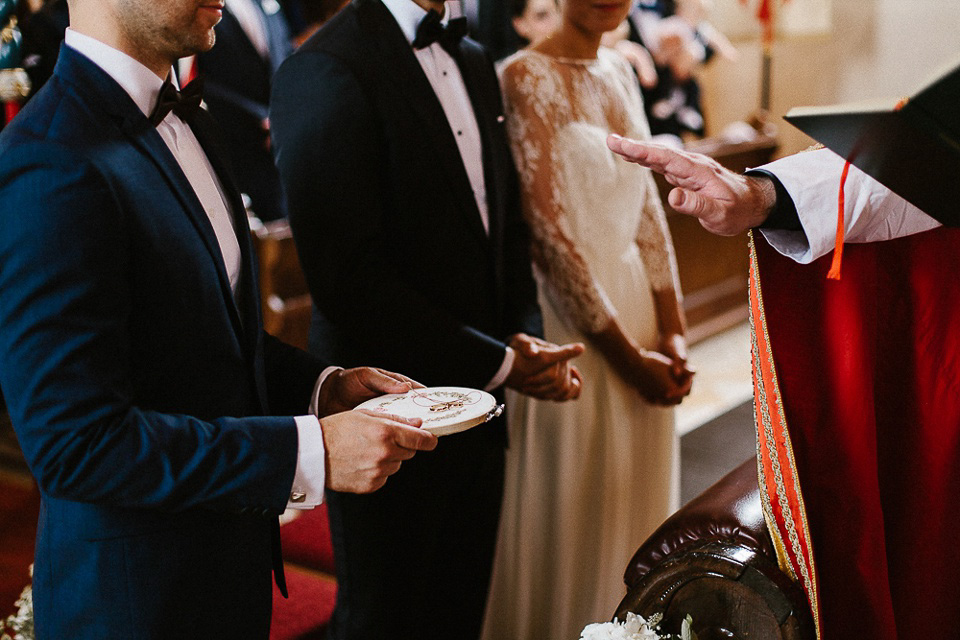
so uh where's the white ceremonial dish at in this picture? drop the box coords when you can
[355,386,504,437]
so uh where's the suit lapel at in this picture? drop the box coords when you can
[123,119,248,338]
[357,0,490,245]
[188,109,263,353]
[189,109,268,412]
[58,49,247,342]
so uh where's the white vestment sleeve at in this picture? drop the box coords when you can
[757,148,940,263]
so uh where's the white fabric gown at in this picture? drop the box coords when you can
[482,49,681,640]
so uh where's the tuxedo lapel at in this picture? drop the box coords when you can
[454,41,504,246]
[357,0,490,245]
[57,48,247,341]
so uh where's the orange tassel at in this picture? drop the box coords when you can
[826,160,852,280]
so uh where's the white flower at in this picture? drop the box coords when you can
[579,613,662,640]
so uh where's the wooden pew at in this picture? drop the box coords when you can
[249,216,313,352]
[660,134,779,343]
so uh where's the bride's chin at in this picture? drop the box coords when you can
[590,16,629,34]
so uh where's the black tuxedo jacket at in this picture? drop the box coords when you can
[271,0,542,395]
[197,1,293,220]
[0,45,325,638]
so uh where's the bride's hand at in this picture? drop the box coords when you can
[659,333,696,386]
[629,349,694,405]
[589,319,691,404]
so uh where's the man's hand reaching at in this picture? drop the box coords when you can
[607,134,777,236]
[318,366,424,416]
[504,334,585,401]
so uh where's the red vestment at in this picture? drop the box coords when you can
[751,228,960,639]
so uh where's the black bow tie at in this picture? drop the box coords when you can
[412,10,468,56]
[148,76,204,127]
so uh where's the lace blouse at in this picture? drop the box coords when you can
[499,48,681,334]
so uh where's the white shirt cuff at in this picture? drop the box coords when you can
[288,415,325,509]
[485,346,515,391]
[287,366,341,510]
[309,365,343,417]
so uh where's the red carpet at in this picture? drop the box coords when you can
[273,504,338,638]
[280,504,336,575]
[0,474,39,619]
[0,473,337,638]
[271,566,337,640]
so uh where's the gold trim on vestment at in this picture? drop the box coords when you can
[748,232,822,638]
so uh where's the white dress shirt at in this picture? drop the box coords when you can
[381,0,515,389]
[758,148,941,263]
[63,29,329,508]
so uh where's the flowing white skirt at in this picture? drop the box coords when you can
[482,244,680,640]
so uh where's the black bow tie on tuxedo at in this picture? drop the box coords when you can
[412,10,468,56]
[148,76,204,127]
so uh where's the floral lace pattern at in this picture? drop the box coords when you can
[500,48,681,334]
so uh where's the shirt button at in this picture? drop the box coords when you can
[457,130,463,136]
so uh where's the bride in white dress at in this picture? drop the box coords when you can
[482,1,694,638]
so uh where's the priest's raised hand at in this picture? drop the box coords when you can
[607,133,776,235]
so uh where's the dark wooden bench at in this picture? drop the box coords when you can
[615,458,815,640]
[249,216,313,352]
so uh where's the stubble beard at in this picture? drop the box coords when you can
[116,0,217,68]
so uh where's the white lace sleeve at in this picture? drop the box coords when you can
[636,171,682,294]
[500,55,616,334]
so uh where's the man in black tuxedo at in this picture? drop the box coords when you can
[270,1,583,637]
[196,0,293,220]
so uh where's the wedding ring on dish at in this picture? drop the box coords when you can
[355,386,503,437]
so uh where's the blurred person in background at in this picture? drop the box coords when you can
[283,0,351,46]
[509,0,559,49]
[613,0,737,142]
[17,0,68,100]
[194,0,294,221]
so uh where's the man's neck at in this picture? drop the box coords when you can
[67,18,171,79]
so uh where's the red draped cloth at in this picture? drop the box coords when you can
[750,228,960,639]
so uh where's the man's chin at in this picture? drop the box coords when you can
[179,32,217,58]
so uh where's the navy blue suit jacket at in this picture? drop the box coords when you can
[0,45,325,639]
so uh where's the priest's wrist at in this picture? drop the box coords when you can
[744,175,778,228]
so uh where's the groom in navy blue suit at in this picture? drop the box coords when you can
[0,0,438,637]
